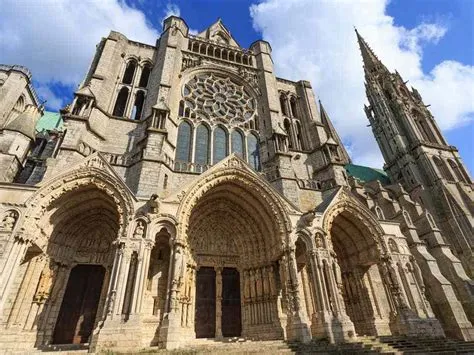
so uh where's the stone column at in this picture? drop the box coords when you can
[285,246,311,342]
[105,242,125,319]
[0,235,28,311]
[113,248,132,316]
[136,240,153,314]
[215,267,223,339]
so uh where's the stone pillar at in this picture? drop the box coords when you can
[105,242,125,319]
[0,236,28,312]
[135,240,153,314]
[215,267,223,339]
[285,246,311,342]
[113,248,133,316]
[159,241,190,349]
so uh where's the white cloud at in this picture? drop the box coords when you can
[0,0,159,102]
[160,3,181,26]
[250,0,474,168]
[35,84,64,111]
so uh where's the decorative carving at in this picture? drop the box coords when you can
[182,73,256,125]
[1,210,18,231]
[133,220,146,238]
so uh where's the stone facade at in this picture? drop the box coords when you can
[0,17,472,353]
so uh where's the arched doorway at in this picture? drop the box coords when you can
[0,178,128,348]
[328,209,392,336]
[187,180,283,339]
[173,166,292,341]
[42,185,121,344]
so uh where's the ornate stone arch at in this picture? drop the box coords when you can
[176,157,293,247]
[22,167,135,250]
[322,190,388,256]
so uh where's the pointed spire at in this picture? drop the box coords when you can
[319,101,351,163]
[355,28,387,74]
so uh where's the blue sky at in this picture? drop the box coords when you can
[1,0,472,173]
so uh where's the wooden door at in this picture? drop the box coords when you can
[221,268,241,337]
[195,267,216,338]
[53,265,105,344]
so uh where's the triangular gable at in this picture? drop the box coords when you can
[197,18,240,48]
[37,152,137,201]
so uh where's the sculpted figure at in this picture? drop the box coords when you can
[133,220,145,238]
[1,211,17,231]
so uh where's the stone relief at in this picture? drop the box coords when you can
[1,210,18,231]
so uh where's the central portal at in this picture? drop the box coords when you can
[195,267,241,338]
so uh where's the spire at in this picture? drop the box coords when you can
[355,28,387,74]
[319,101,351,163]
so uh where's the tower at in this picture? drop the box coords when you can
[357,30,474,275]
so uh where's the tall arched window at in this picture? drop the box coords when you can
[247,134,260,171]
[122,60,137,85]
[195,124,210,166]
[280,95,288,116]
[284,119,293,148]
[448,159,467,183]
[213,126,228,164]
[113,87,129,117]
[290,97,298,117]
[131,91,145,120]
[433,156,454,181]
[176,121,192,163]
[139,64,151,88]
[295,120,303,150]
[231,130,244,158]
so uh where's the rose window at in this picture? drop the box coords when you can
[182,73,256,125]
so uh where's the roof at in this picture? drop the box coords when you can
[36,111,63,133]
[345,163,391,185]
[4,105,41,140]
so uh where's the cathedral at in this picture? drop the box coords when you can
[0,16,473,352]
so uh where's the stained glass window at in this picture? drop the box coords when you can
[231,130,244,158]
[195,125,210,165]
[176,121,192,162]
[247,134,260,170]
[213,126,228,164]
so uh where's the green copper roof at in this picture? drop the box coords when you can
[345,163,391,185]
[36,111,63,133]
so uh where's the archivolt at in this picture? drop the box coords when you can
[22,167,135,250]
[177,164,292,240]
[322,192,387,256]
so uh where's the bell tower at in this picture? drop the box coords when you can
[357,29,474,275]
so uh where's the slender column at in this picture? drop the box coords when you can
[0,236,28,311]
[215,267,223,338]
[105,242,124,318]
[136,241,153,314]
[114,248,132,315]
[249,269,256,325]
[169,243,185,313]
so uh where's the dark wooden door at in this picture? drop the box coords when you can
[53,264,105,344]
[221,268,241,337]
[195,267,216,338]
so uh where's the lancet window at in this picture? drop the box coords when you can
[111,58,152,119]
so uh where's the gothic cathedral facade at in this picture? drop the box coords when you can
[0,17,472,352]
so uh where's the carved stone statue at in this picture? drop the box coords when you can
[133,220,145,238]
[1,211,17,231]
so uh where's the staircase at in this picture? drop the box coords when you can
[4,336,474,354]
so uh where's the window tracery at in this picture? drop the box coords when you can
[181,73,256,127]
